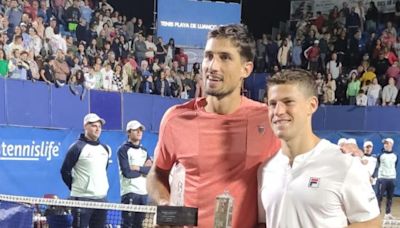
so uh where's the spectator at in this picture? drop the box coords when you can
[5,0,22,29]
[382,77,398,106]
[69,69,86,100]
[144,34,156,64]
[367,78,382,106]
[8,49,29,80]
[326,52,341,80]
[174,48,188,72]
[101,62,114,91]
[356,89,367,106]
[0,49,9,77]
[154,69,171,97]
[165,38,175,66]
[277,38,290,69]
[51,49,70,87]
[304,39,320,72]
[346,71,360,105]
[111,64,123,92]
[155,36,166,64]
[323,72,336,104]
[134,33,146,65]
[365,1,378,33]
[65,0,81,32]
[60,113,110,228]
[360,66,376,87]
[291,39,302,68]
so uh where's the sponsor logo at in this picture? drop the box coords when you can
[0,141,61,161]
[308,177,320,188]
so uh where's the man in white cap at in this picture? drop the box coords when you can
[61,113,110,227]
[374,137,397,219]
[361,141,377,186]
[117,120,152,228]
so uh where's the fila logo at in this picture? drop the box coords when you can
[308,177,320,188]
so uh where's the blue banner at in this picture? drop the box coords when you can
[0,126,158,202]
[1,126,400,201]
[157,0,241,47]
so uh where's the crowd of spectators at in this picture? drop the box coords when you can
[255,1,400,106]
[0,0,204,100]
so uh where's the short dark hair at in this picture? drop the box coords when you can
[208,24,255,62]
[267,69,318,97]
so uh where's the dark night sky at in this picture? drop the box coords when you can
[108,0,290,39]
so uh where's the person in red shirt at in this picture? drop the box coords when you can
[147,24,280,228]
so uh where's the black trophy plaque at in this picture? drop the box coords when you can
[156,206,198,226]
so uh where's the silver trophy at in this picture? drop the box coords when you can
[214,191,233,228]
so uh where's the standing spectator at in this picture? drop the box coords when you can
[265,35,279,71]
[165,38,175,66]
[144,35,156,64]
[134,18,146,37]
[291,39,302,68]
[319,33,329,71]
[155,37,167,64]
[367,78,382,106]
[374,138,397,219]
[80,0,93,26]
[65,0,81,33]
[69,69,86,100]
[365,1,378,33]
[0,49,9,77]
[60,113,110,228]
[346,7,361,36]
[326,52,342,80]
[51,49,70,87]
[382,77,398,106]
[346,71,360,105]
[360,66,377,87]
[118,120,152,228]
[277,39,290,69]
[356,89,368,106]
[5,0,22,29]
[304,40,320,72]
[134,34,146,66]
[8,49,29,80]
[323,72,336,104]
[374,52,390,86]
[101,62,114,91]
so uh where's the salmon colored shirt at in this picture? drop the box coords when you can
[155,97,280,228]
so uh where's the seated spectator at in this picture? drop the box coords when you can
[315,72,324,104]
[382,77,398,106]
[356,89,368,106]
[367,78,381,106]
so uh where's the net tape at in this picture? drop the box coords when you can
[0,194,156,213]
